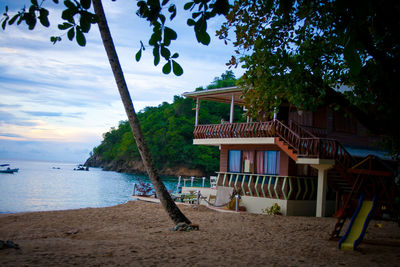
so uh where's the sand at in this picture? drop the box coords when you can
[0,200,399,266]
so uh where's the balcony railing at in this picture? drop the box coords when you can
[194,121,275,139]
[216,172,317,201]
[193,120,354,167]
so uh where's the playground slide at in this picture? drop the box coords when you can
[338,195,376,251]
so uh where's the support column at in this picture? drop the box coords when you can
[229,94,234,123]
[316,168,328,217]
[195,98,199,126]
[310,163,333,217]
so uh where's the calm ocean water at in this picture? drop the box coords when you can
[0,159,194,214]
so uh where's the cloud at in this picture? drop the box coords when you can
[0,110,38,127]
[0,103,21,108]
[0,0,244,162]
[22,111,85,118]
[0,139,95,162]
[21,110,85,119]
[23,111,63,117]
[0,133,23,138]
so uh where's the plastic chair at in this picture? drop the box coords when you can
[210,176,217,189]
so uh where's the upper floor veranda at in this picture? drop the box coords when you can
[182,86,386,162]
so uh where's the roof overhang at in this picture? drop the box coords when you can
[182,86,245,105]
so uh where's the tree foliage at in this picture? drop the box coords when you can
[92,71,242,174]
[2,0,230,76]
[218,0,400,157]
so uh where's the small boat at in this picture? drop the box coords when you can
[0,164,19,174]
[73,164,89,171]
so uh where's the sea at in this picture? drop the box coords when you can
[0,159,201,214]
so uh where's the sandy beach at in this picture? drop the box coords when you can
[0,200,399,266]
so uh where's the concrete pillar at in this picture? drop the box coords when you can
[311,163,333,217]
[229,94,234,123]
[195,98,199,126]
[316,168,328,217]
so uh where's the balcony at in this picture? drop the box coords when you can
[193,120,352,166]
[216,172,316,201]
[194,121,275,139]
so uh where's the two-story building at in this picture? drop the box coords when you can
[182,86,395,221]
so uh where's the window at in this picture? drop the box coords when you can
[228,150,241,173]
[242,150,254,173]
[264,151,280,175]
[229,150,280,175]
[256,151,264,174]
[255,150,280,175]
[333,110,357,133]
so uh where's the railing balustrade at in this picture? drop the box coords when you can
[193,120,354,168]
[194,121,275,139]
[215,172,317,201]
[300,125,328,137]
[289,120,316,138]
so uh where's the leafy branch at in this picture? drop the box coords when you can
[135,0,230,76]
[2,0,231,75]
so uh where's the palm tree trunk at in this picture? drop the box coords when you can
[92,0,191,225]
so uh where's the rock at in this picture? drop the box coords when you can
[0,240,20,250]
[84,154,205,176]
[172,222,199,232]
[66,229,79,235]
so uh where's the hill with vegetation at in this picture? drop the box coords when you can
[85,71,244,176]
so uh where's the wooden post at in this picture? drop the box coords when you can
[229,94,234,123]
[195,98,199,126]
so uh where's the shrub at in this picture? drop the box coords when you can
[262,203,282,215]
[134,178,154,196]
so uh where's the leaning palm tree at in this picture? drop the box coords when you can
[92,0,191,225]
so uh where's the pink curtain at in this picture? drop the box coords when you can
[256,151,264,174]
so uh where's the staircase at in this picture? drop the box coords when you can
[272,120,395,237]
[274,137,298,161]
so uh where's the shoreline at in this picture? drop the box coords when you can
[1,201,399,266]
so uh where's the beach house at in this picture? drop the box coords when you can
[182,86,395,220]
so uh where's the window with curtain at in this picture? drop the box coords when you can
[256,151,264,174]
[242,150,254,173]
[228,150,241,173]
[263,151,280,175]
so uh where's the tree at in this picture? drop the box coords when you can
[91,71,242,175]
[92,0,192,225]
[207,70,236,89]
[218,0,400,158]
[1,0,230,226]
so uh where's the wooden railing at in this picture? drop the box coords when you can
[215,172,317,200]
[300,125,328,137]
[194,121,275,139]
[193,120,354,168]
[289,120,316,138]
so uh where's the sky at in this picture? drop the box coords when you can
[0,0,243,163]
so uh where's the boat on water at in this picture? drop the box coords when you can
[73,164,89,171]
[0,164,19,174]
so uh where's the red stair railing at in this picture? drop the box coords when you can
[193,120,354,168]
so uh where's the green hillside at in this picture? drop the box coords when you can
[87,71,244,175]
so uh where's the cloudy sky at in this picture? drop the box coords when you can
[0,0,243,163]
